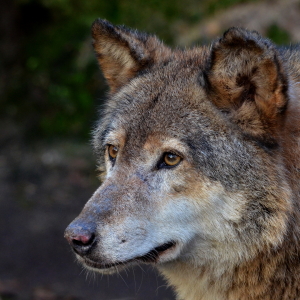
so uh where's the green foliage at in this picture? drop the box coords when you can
[267,23,290,45]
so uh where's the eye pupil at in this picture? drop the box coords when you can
[163,152,181,166]
[108,145,118,159]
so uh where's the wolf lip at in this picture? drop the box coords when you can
[136,241,176,263]
[81,241,176,270]
[82,256,126,270]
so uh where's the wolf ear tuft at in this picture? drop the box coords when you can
[206,27,289,120]
[92,19,170,93]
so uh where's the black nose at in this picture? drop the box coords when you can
[64,222,96,256]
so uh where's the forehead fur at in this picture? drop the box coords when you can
[93,47,222,149]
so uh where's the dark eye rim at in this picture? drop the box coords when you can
[107,144,118,162]
[157,151,182,169]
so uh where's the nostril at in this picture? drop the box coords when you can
[72,233,95,247]
[64,223,96,256]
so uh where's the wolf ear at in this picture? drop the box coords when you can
[92,19,170,93]
[206,28,288,121]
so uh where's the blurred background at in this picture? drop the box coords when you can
[1,0,300,299]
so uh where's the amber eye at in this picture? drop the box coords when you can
[108,145,118,160]
[163,152,181,167]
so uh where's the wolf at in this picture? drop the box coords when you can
[64,19,300,300]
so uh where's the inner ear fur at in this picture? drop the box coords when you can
[206,28,289,122]
[92,19,171,93]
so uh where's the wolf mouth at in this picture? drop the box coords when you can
[136,241,176,263]
[81,241,176,270]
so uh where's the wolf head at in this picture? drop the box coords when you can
[65,20,293,275]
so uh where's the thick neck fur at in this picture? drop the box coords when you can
[282,80,300,191]
[160,235,300,300]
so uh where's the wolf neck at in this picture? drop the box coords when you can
[159,242,300,300]
[282,80,300,194]
[159,260,232,300]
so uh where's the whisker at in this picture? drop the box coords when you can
[116,265,130,289]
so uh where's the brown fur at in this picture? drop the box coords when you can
[65,19,300,300]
